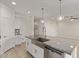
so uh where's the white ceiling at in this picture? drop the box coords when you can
[1,0,79,17]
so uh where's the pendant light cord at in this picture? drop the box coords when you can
[59,0,62,16]
[41,8,44,19]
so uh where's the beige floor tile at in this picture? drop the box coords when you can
[0,42,33,58]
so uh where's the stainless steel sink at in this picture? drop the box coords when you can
[36,37,49,42]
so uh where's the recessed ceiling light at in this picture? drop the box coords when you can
[12,2,16,5]
[70,19,74,21]
[41,20,44,23]
[27,11,31,14]
[70,45,74,48]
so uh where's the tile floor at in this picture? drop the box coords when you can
[0,42,33,58]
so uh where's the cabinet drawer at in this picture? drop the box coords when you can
[32,44,44,58]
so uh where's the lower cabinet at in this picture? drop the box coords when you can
[15,35,23,45]
[26,38,33,55]
[26,38,44,58]
[32,44,44,58]
[64,53,72,58]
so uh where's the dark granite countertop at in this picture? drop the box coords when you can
[25,35,79,55]
[25,35,46,48]
[44,37,79,54]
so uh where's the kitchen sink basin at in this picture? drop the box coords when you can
[36,37,49,42]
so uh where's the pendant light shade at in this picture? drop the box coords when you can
[59,16,63,21]
[58,0,63,21]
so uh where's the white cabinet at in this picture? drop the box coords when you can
[15,35,23,45]
[64,53,72,58]
[26,38,33,55]
[64,46,77,58]
[26,38,44,58]
[32,44,44,58]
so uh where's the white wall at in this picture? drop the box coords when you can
[0,2,34,40]
[0,2,34,54]
[14,13,34,44]
[45,19,57,37]
[15,13,34,37]
[57,20,79,40]
[43,17,79,40]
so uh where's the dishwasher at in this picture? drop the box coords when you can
[45,45,65,58]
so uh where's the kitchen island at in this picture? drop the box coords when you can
[44,37,79,54]
[25,35,79,58]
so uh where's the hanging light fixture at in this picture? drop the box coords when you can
[58,0,64,21]
[41,8,45,23]
[41,8,46,39]
[12,1,16,5]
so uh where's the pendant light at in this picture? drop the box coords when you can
[58,0,63,21]
[12,1,16,5]
[41,8,46,39]
[41,8,44,23]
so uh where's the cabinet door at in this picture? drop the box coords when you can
[26,39,44,58]
[64,53,72,58]
[26,38,33,54]
[26,38,31,48]
[32,44,44,58]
